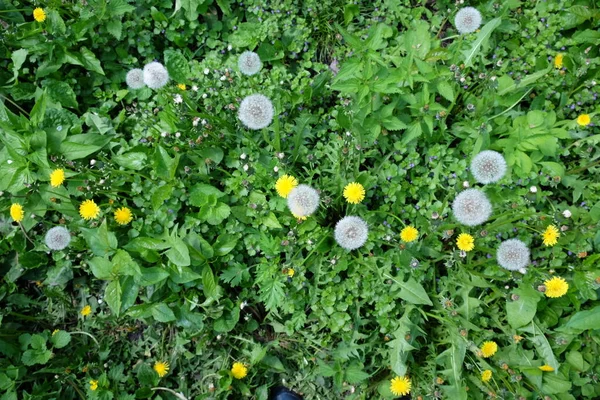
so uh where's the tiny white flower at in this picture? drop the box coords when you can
[240,301,247,309]
[346,131,351,136]
[220,75,226,81]
[98,299,103,304]
[7,160,13,164]
[192,85,199,91]
[216,335,222,340]
[562,210,571,218]
[90,159,96,165]
[202,93,208,99]
[161,132,168,137]
[227,44,232,51]
[530,186,537,193]
[280,80,284,84]
[174,94,183,104]
[240,153,247,159]
[99,179,105,185]
[277,152,285,159]
[273,166,279,172]
[518,268,527,274]
[204,68,210,75]
[201,119,207,125]
[462,181,470,188]
[175,132,181,138]
[192,117,200,127]
[243,164,249,171]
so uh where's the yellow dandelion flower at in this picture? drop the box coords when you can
[400,226,419,242]
[554,54,563,69]
[231,362,248,379]
[542,225,559,247]
[177,84,186,90]
[33,8,46,22]
[481,370,492,382]
[50,169,65,188]
[80,305,92,317]
[456,233,475,252]
[79,199,100,220]
[114,207,133,225]
[480,341,498,358]
[343,182,366,204]
[153,361,170,378]
[275,175,298,198]
[543,276,568,298]
[89,380,98,391]
[389,376,411,396]
[10,203,24,222]
[287,268,295,278]
[577,114,591,127]
[539,365,555,372]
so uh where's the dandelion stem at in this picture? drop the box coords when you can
[18,223,35,244]
[151,388,188,400]
[0,94,30,116]
[70,331,100,346]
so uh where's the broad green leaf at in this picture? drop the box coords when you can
[50,330,71,349]
[189,184,226,206]
[151,303,176,322]
[506,286,541,328]
[398,278,432,305]
[153,145,179,181]
[119,276,138,313]
[213,235,238,256]
[437,81,454,102]
[166,237,191,267]
[79,47,104,75]
[29,91,47,128]
[43,79,77,108]
[164,49,190,82]
[202,202,231,225]
[89,257,113,280]
[80,220,118,257]
[11,49,28,81]
[529,323,559,371]
[202,265,218,300]
[106,19,122,39]
[497,67,551,96]
[137,267,170,286]
[113,152,146,170]
[462,18,501,68]
[565,306,600,330]
[151,184,173,211]
[60,134,112,160]
[105,280,122,317]
[108,0,135,16]
[345,363,370,384]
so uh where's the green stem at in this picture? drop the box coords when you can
[70,331,100,346]
[486,88,532,122]
[151,388,188,400]
[0,94,30,116]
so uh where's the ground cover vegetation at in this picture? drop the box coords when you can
[0,0,599,399]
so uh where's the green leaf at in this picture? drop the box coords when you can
[202,202,231,225]
[530,323,559,371]
[137,267,170,286]
[21,349,52,366]
[79,47,104,75]
[60,134,112,160]
[497,67,551,96]
[153,145,179,181]
[136,364,157,386]
[151,184,173,211]
[382,116,408,131]
[189,184,226,206]
[11,49,28,81]
[89,257,113,280]
[437,81,455,102]
[119,276,138,313]
[164,49,190,82]
[113,152,147,170]
[259,279,285,312]
[565,306,600,330]
[105,280,122,317]
[461,18,501,68]
[213,235,238,256]
[398,278,432,305]
[202,265,218,300]
[112,249,141,276]
[50,330,71,349]
[80,220,118,257]
[108,0,135,16]
[43,79,77,108]
[151,303,176,322]
[166,236,191,267]
[506,286,541,328]
[345,363,370,384]
[29,91,47,128]
[106,19,122,39]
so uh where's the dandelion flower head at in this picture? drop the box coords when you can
[80,305,92,317]
[455,7,482,34]
[480,341,498,358]
[390,376,411,396]
[45,226,71,250]
[554,53,564,69]
[50,169,65,188]
[543,276,568,298]
[10,203,24,222]
[400,226,419,243]
[275,175,298,198]
[334,216,369,250]
[177,83,186,90]
[238,51,262,76]
[343,182,366,204]
[231,362,248,379]
[452,189,492,226]
[542,225,559,247]
[153,361,170,378]
[497,239,530,271]
[79,199,100,220]
[89,380,98,391]
[126,68,145,89]
[481,370,492,382]
[577,114,591,127]
[539,365,555,372]
[238,94,274,130]
[287,184,319,217]
[456,233,475,252]
[470,150,506,184]
[143,61,170,89]
[114,207,133,225]
[33,8,46,22]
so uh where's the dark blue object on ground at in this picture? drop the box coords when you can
[269,386,303,400]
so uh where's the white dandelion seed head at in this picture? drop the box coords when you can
[470,150,507,184]
[287,184,320,217]
[238,51,262,76]
[455,7,482,34]
[143,61,170,89]
[44,226,71,251]
[497,239,530,271]
[334,216,368,251]
[238,94,274,130]
[125,68,145,89]
[452,188,492,226]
